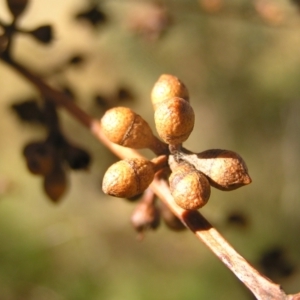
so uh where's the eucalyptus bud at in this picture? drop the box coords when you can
[151,74,189,110]
[63,144,91,170]
[160,202,186,231]
[169,162,211,210]
[154,97,195,145]
[43,166,68,202]
[101,107,157,150]
[23,141,54,175]
[102,157,155,198]
[130,190,160,236]
[177,149,251,191]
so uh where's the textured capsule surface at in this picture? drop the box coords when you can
[102,158,155,198]
[182,149,252,191]
[169,163,211,210]
[101,107,154,149]
[151,74,189,110]
[154,97,195,145]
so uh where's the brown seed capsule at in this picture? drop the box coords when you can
[23,141,55,176]
[102,158,155,198]
[43,166,68,202]
[151,74,189,110]
[177,149,252,191]
[63,144,91,170]
[101,107,156,149]
[160,202,186,231]
[169,162,211,210]
[130,189,160,237]
[154,97,195,145]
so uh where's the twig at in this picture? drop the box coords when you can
[151,178,287,300]
[1,55,297,299]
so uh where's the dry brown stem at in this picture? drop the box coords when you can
[1,55,298,300]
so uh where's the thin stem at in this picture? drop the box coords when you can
[148,135,169,156]
[1,56,92,128]
[1,55,295,299]
[151,155,168,172]
[150,178,287,300]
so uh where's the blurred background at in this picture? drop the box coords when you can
[0,0,300,299]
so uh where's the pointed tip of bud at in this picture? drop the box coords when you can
[243,174,252,185]
[151,74,189,110]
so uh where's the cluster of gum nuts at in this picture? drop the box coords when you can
[22,99,91,203]
[23,112,91,203]
[23,135,90,202]
[101,74,251,233]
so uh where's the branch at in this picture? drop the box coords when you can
[0,55,296,300]
[151,179,287,300]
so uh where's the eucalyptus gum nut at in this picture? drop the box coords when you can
[169,163,211,210]
[131,198,160,233]
[43,167,68,202]
[160,202,186,231]
[101,107,155,149]
[63,145,91,170]
[151,74,189,110]
[178,149,252,191]
[154,97,195,145]
[102,158,155,198]
[23,141,55,175]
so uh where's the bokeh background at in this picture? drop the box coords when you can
[0,0,300,299]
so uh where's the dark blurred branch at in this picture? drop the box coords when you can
[0,54,298,300]
[1,56,92,128]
